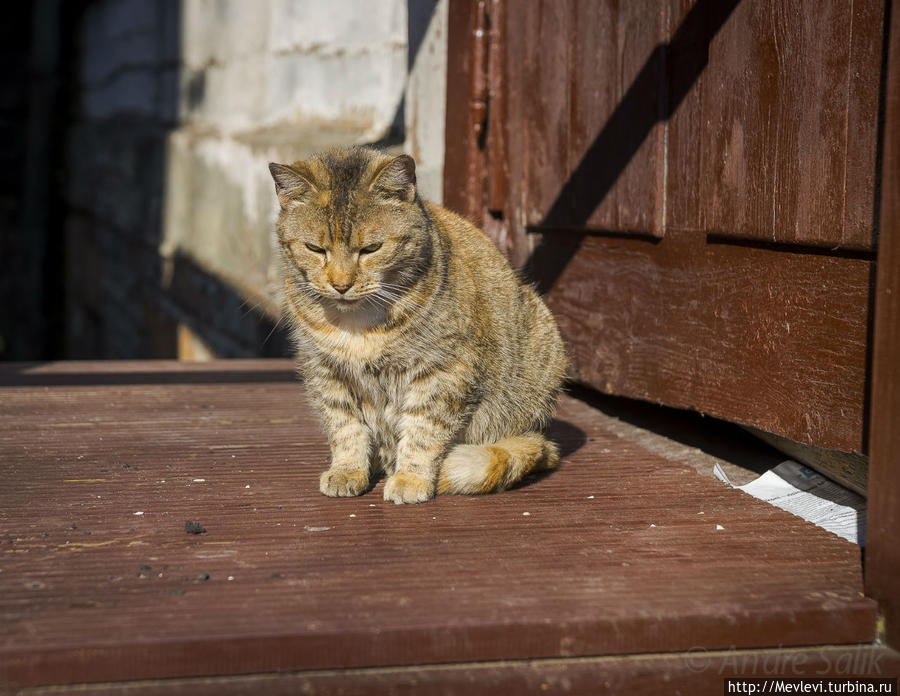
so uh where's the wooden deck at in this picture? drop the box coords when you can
[0,360,894,692]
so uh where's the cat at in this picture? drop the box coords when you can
[268,147,568,504]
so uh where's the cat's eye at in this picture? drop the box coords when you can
[305,242,325,254]
[359,242,382,255]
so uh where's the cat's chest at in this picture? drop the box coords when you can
[347,365,409,436]
[353,364,408,406]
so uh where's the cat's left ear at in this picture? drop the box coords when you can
[370,155,416,202]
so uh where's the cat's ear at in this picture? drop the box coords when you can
[268,162,317,208]
[370,154,416,202]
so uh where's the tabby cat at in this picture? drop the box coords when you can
[268,147,567,504]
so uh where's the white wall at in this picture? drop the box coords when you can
[178,0,409,139]
[69,0,448,358]
[162,0,448,323]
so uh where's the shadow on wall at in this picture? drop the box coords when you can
[161,252,292,359]
[0,2,85,360]
[62,0,289,360]
[16,0,441,361]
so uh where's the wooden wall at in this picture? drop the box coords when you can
[445,0,886,453]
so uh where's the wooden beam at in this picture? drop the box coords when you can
[866,0,900,651]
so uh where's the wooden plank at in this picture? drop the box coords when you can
[0,361,874,688]
[487,0,882,249]
[533,232,870,452]
[844,0,886,248]
[502,0,571,251]
[744,426,868,497]
[520,0,571,232]
[15,646,900,695]
[565,1,666,236]
[698,0,879,250]
[504,1,667,237]
[442,0,483,224]
[866,0,900,649]
[664,0,705,233]
[500,0,671,266]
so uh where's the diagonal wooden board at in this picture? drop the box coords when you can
[0,361,875,688]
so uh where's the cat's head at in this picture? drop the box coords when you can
[268,147,429,312]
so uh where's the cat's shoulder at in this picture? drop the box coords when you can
[424,201,503,258]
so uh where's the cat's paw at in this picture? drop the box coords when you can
[320,468,369,497]
[383,472,435,504]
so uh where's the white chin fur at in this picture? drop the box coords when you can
[322,296,387,330]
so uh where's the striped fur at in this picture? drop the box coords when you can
[269,147,568,504]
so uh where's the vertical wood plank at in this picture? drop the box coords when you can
[844,0,885,249]
[443,0,483,223]
[503,1,667,242]
[522,0,571,228]
[566,1,666,236]
[500,0,571,266]
[866,0,900,649]
[698,0,874,250]
[665,0,704,233]
[485,0,507,216]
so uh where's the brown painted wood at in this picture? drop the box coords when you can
[866,0,900,650]
[15,647,900,695]
[695,0,881,250]
[444,0,884,452]
[745,426,869,497]
[489,0,882,250]
[569,2,666,237]
[502,1,667,246]
[501,0,572,264]
[0,361,875,689]
[664,0,706,235]
[533,232,870,453]
[443,0,483,223]
[844,0,886,248]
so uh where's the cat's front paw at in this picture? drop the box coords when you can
[383,472,435,504]
[320,468,369,497]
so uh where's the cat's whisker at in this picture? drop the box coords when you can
[239,297,266,319]
[377,282,413,293]
[262,312,286,346]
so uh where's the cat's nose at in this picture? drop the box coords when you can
[331,282,353,294]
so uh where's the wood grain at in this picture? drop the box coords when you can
[15,647,900,695]
[534,232,871,452]
[697,0,881,249]
[502,1,666,242]
[0,360,874,688]
[866,0,900,649]
[442,0,482,224]
[501,0,571,262]
[566,1,666,236]
[489,1,883,249]
[745,426,869,497]
[843,0,886,248]
[664,0,705,233]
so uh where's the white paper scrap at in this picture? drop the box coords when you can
[715,461,865,545]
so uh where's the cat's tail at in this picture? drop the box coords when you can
[436,432,559,495]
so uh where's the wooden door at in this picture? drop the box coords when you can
[444,0,886,454]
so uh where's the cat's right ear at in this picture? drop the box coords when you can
[268,163,317,208]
